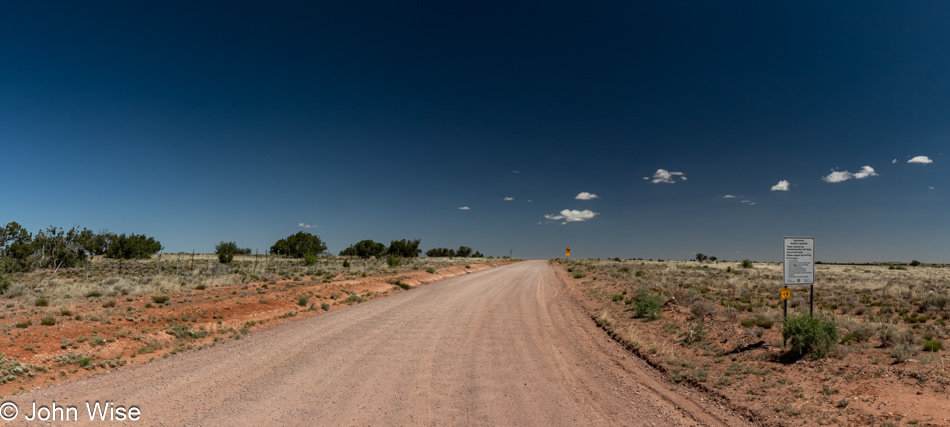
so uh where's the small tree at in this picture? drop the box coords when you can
[709,256,717,262]
[910,260,921,267]
[105,233,162,260]
[215,241,238,264]
[339,240,386,259]
[387,239,421,258]
[695,253,708,263]
[456,246,473,257]
[271,232,327,258]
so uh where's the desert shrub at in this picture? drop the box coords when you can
[891,344,917,363]
[105,233,162,260]
[634,291,662,321]
[40,317,55,326]
[386,239,422,258]
[303,252,318,266]
[681,320,706,344]
[321,302,330,311]
[573,270,586,279]
[782,312,839,359]
[342,260,350,268]
[611,294,623,302]
[34,298,48,307]
[195,284,206,290]
[85,290,102,298]
[271,232,327,258]
[340,240,387,259]
[152,295,169,304]
[850,325,875,343]
[387,254,404,267]
[215,241,239,264]
[426,267,436,274]
[394,281,411,290]
[741,259,753,268]
[15,320,31,328]
[102,299,116,308]
[755,315,774,329]
[690,301,716,319]
[425,247,455,257]
[297,296,309,307]
[740,317,756,328]
[923,340,943,352]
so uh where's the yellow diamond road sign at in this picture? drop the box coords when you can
[565,247,571,257]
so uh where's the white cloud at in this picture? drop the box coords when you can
[458,206,470,210]
[929,186,934,190]
[823,166,878,183]
[298,223,318,229]
[908,156,933,164]
[723,195,737,199]
[544,209,598,223]
[892,159,897,164]
[503,197,514,201]
[648,169,685,184]
[771,180,790,191]
[823,171,852,183]
[575,192,599,200]
[741,200,751,203]
[512,170,520,173]
[853,166,878,179]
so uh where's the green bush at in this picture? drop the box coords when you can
[572,270,586,279]
[152,295,169,304]
[321,302,330,311]
[340,240,386,259]
[782,312,839,359]
[297,296,309,307]
[426,267,436,274]
[342,260,350,268]
[40,317,55,326]
[395,281,411,290]
[85,290,102,298]
[35,298,48,307]
[303,252,318,266]
[741,259,753,268]
[271,232,327,258]
[387,239,422,258]
[634,291,662,320]
[105,233,162,260]
[15,320,31,328]
[923,340,943,352]
[387,254,404,267]
[611,294,623,302]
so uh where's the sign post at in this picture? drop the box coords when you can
[783,237,815,316]
[565,247,571,257]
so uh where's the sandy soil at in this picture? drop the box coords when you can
[2,261,750,426]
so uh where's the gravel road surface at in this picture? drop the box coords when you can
[4,261,748,426]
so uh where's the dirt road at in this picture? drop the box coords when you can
[4,261,749,426]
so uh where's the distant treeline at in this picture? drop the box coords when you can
[0,222,163,273]
[1,222,490,274]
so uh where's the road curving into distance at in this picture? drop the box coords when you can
[5,260,749,426]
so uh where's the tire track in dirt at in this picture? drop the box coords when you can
[4,261,750,426]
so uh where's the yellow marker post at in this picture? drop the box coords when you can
[780,287,790,300]
[565,247,571,257]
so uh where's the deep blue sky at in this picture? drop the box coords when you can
[2,1,946,262]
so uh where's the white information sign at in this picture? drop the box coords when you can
[783,237,814,285]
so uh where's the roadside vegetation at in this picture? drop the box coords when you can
[554,257,949,426]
